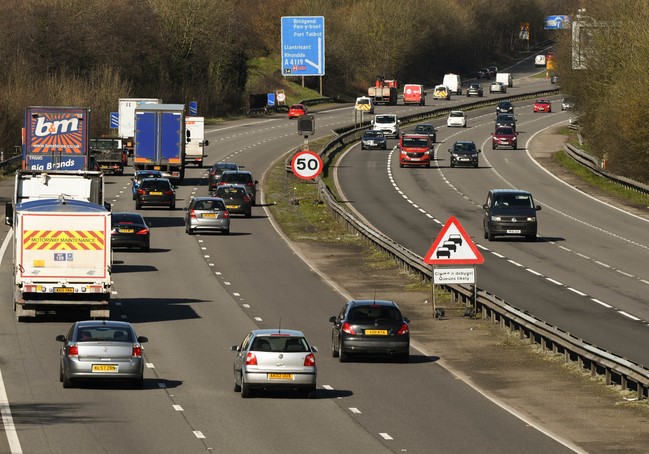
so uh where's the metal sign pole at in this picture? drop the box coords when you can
[432,265,436,317]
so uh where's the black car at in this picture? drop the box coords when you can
[218,170,258,205]
[449,141,481,168]
[360,130,387,150]
[111,212,150,251]
[135,177,176,210]
[496,101,514,114]
[208,162,240,192]
[466,83,483,97]
[413,124,437,143]
[487,65,498,77]
[477,68,491,79]
[329,300,410,362]
[495,113,516,130]
[483,189,541,241]
[212,184,252,217]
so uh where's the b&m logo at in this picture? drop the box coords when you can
[28,110,85,155]
[34,116,80,138]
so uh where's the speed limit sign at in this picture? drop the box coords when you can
[291,150,323,180]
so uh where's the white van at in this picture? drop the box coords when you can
[371,114,400,138]
[442,73,462,95]
[496,73,513,88]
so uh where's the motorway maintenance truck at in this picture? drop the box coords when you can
[5,197,112,321]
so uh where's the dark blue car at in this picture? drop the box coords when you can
[131,170,164,200]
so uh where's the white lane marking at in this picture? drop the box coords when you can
[146,363,155,368]
[491,252,505,258]
[158,383,167,389]
[591,298,613,308]
[215,272,222,275]
[111,290,118,295]
[193,431,206,439]
[349,407,362,414]
[567,288,587,296]
[209,263,215,267]
[224,282,231,286]
[526,269,543,276]
[546,278,563,286]
[173,405,184,411]
[616,270,634,278]
[0,369,22,453]
[242,304,250,309]
[618,311,641,321]
[254,317,263,322]
[595,261,610,268]
[233,293,240,296]
[322,385,333,390]
[507,260,523,267]
[379,433,394,440]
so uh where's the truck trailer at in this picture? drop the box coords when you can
[118,98,162,155]
[5,197,112,321]
[133,103,186,184]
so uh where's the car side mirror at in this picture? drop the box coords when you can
[254,180,259,184]
[482,204,489,210]
[5,201,13,226]
[137,336,148,343]
[55,335,66,342]
[448,149,452,153]
[311,346,319,353]
[328,316,337,323]
[230,345,240,352]
[478,149,482,153]
[535,205,542,211]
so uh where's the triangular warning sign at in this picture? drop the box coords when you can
[424,216,484,265]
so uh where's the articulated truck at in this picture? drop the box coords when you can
[5,197,112,321]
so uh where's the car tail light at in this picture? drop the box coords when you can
[132,345,142,357]
[246,182,254,187]
[137,228,150,235]
[68,345,78,357]
[137,189,145,195]
[243,195,250,203]
[163,190,174,195]
[223,210,230,218]
[396,323,409,335]
[189,210,196,218]
[341,322,356,335]
[111,228,117,235]
[304,353,316,366]
[245,352,258,365]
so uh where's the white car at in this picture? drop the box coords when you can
[489,82,507,93]
[447,111,467,128]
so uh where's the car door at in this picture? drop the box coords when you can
[331,304,348,350]
[233,332,253,377]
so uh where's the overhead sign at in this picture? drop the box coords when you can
[433,267,475,284]
[291,150,323,180]
[424,216,484,265]
[281,16,325,76]
[545,15,571,30]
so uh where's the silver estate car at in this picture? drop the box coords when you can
[184,196,230,235]
[56,320,148,389]
[231,329,318,398]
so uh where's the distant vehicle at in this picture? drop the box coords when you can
[561,97,574,111]
[399,134,433,168]
[487,66,498,77]
[496,101,514,114]
[361,130,387,150]
[57,320,148,389]
[496,72,513,88]
[231,329,317,398]
[371,114,400,138]
[466,83,484,97]
[495,113,517,130]
[477,68,491,79]
[111,212,151,251]
[208,162,240,192]
[533,98,552,113]
[550,74,559,84]
[135,178,176,210]
[489,81,507,94]
[184,196,230,235]
[449,141,481,168]
[288,104,307,119]
[329,300,410,363]
[492,127,519,150]
[218,170,258,205]
[483,189,541,241]
[212,184,252,218]
[433,85,451,100]
[447,111,467,128]
[443,73,462,95]
[355,96,375,113]
[413,124,437,142]
[535,54,546,66]
[402,84,426,106]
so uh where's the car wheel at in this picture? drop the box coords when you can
[526,234,536,242]
[483,230,488,239]
[463,123,466,128]
[241,376,252,398]
[223,229,230,235]
[59,365,64,383]
[398,353,410,363]
[170,203,175,210]
[304,386,316,398]
[136,201,142,210]
[474,163,479,168]
[432,135,436,143]
[142,241,150,252]
[338,343,348,362]
[245,211,252,218]
[62,373,73,389]
[488,232,495,241]
[234,380,242,392]
[132,376,144,389]
[426,162,430,168]
[450,163,455,168]
[492,144,496,150]
[399,163,404,168]
[187,227,194,235]
[361,144,365,150]
[382,144,387,150]
[513,145,517,150]
[332,339,339,358]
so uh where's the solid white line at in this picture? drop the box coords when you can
[594,261,610,268]
[591,298,612,308]
[615,270,634,278]
[618,311,641,321]
[146,363,155,368]
[233,293,240,296]
[254,317,263,322]
[0,369,22,453]
[641,279,649,286]
[379,433,393,440]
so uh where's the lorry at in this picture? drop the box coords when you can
[22,106,91,172]
[368,77,398,106]
[496,72,513,88]
[403,84,425,105]
[5,197,112,321]
[184,116,209,167]
[133,103,186,184]
[118,98,162,155]
[89,137,127,175]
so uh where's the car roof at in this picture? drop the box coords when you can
[76,320,133,329]
[192,196,225,202]
[490,189,532,195]
[250,329,306,337]
[221,170,252,176]
[348,299,399,308]
[403,134,428,138]
[215,183,247,189]
[213,162,238,167]
[450,110,465,114]
[141,177,171,183]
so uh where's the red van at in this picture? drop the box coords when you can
[399,134,433,168]
[403,84,425,106]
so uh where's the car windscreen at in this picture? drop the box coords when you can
[112,213,143,225]
[192,199,226,211]
[77,326,133,342]
[495,128,514,135]
[221,173,252,184]
[402,137,429,147]
[251,336,309,352]
[364,131,384,138]
[449,112,464,118]
[453,143,476,152]
[348,306,402,322]
[494,194,533,208]
[415,126,433,133]
[216,187,246,197]
[375,116,395,124]
[141,180,171,190]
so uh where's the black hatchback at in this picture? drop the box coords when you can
[496,101,514,114]
[135,178,176,210]
[329,300,410,363]
[218,171,258,205]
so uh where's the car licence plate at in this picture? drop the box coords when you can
[120,228,134,233]
[507,229,522,234]
[92,364,118,373]
[55,287,74,293]
[226,205,238,209]
[202,213,217,218]
[150,191,162,195]
[365,329,388,335]
[267,373,294,380]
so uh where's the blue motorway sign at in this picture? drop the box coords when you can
[545,15,572,30]
[189,101,198,116]
[281,16,325,76]
[110,112,119,129]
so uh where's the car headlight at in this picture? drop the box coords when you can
[491,216,502,221]
[527,216,536,221]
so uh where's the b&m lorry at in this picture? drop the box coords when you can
[133,103,186,184]
[22,106,91,172]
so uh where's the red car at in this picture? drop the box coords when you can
[533,99,552,113]
[492,126,519,150]
[288,103,307,119]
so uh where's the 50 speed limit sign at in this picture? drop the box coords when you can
[291,150,323,180]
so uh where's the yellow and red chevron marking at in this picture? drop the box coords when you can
[23,230,105,251]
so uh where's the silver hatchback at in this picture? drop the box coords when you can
[56,320,148,389]
[184,196,230,235]
[231,329,318,398]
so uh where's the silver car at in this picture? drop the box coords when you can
[56,320,148,389]
[489,81,507,93]
[231,329,318,398]
[184,196,230,235]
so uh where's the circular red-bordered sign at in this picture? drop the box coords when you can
[291,150,323,180]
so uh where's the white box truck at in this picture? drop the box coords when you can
[496,73,513,88]
[118,98,162,155]
[443,74,462,95]
[184,116,209,167]
[6,198,112,321]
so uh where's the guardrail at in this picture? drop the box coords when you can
[0,154,21,174]
[284,87,649,400]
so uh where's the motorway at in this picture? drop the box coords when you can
[0,61,594,453]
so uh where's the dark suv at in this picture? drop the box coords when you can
[135,178,175,210]
[218,171,258,205]
[495,113,516,131]
[448,141,481,168]
[496,101,514,114]
[483,189,541,241]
